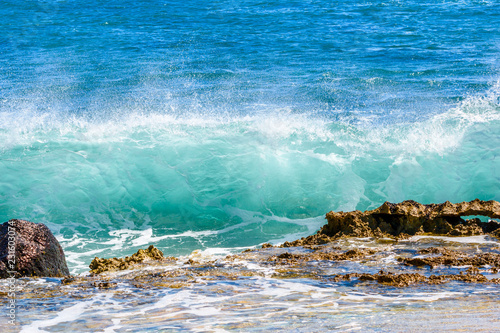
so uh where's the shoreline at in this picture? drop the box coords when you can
[1,199,500,331]
[3,199,498,285]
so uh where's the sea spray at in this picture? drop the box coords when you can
[1,90,499,273]
[1,0,500,330]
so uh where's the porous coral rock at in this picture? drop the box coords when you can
[89,245,167,274]
[322,199,500,238]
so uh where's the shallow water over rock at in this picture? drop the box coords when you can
[2,235,499,332]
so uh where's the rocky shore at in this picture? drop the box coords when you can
[51,200,499,293]
[1,199,499,297]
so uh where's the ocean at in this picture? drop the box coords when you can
[1,0,500,331]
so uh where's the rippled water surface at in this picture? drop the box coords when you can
[2,235,500,332]
[1,0,500,331]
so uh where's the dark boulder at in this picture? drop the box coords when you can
[0,219,69,278]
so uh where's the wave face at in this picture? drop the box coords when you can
[1,96,499,272]
[1,0,499,272]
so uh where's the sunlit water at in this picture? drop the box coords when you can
[1,0,500,331]
[2,235,500,332]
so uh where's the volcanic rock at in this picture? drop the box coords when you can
[0,219,69,278]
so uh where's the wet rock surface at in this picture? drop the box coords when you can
[2,200,500,305]
[323,199,500,237]
[282,199,500,247]
[0,219,69,278]
[268,248,376,264]
[75,200,500,291]
[399,247,500,270]
[332,270,499,287]
[2,239,497,303]
[89,245,173,274]
[1,235,500,309]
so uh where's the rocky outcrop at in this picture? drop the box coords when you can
[280,199,500,247]
[89,245,168,274]
[0,219,69,278]
[269,248,376,264]
[332,270,498,287]
[399,247,500,270]
[321,199,500,238]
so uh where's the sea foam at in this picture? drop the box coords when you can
[1,86,499,272]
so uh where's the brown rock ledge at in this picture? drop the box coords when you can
[281,199,500,247]
[332,270,499,287]
[89,245,174,275]
[399,247,500,270]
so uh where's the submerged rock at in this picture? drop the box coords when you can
[332,270,498,287]
[399,247,500,269]
[0,219,69,278]
[89,245,169,274]
[269,248,377,264]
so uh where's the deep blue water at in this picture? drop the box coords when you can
[1,0,499,272]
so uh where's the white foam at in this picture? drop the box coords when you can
[408,235,500,245]
[340,291,462,302]
[254,277,331,299]
[20,298,96,333]
[1,89,498,152]
[102,319,123,333]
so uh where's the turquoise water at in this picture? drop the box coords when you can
[1,0,500,273]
